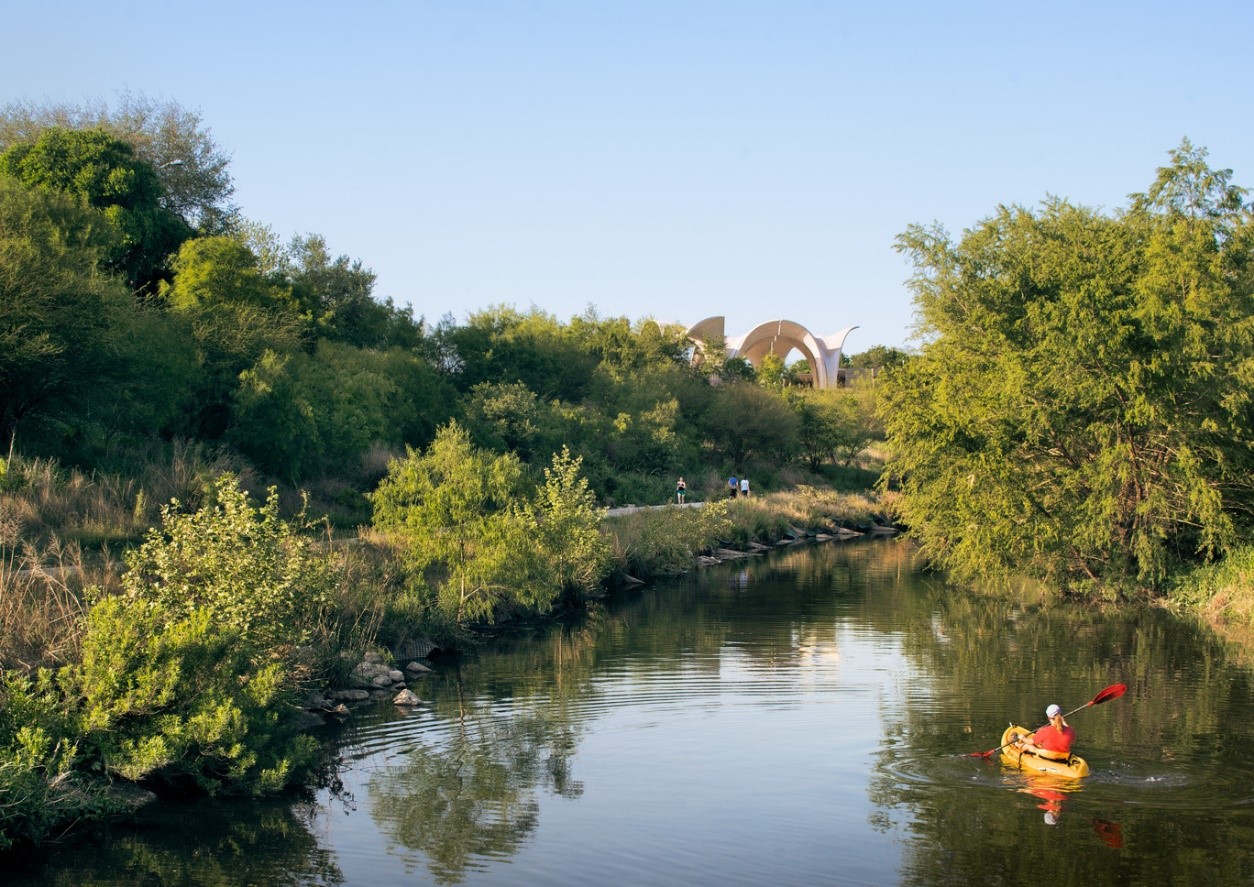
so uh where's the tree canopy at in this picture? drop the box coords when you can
[880,141,1254,592]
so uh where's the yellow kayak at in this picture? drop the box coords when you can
[999,724,1090,778]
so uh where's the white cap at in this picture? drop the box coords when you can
[1046,704,1062,718]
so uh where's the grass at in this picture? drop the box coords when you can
[601,487,887,581]
[1168,543,1254,658]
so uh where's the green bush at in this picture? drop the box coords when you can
[74,595,316,794]
[0,670,108,850]
[122,473,338,653]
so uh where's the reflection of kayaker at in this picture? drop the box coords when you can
[1092,818,1124,849]
[1025,786,1068,825]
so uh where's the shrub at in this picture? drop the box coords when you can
[121,473,339,654]
[74,595,317,793]
[0,670,108,849]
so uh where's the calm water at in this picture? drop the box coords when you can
[12,539,1254,886]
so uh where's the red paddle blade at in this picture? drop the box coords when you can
[1089,683,1127,706]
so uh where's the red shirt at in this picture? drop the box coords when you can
[1032,723,1076,754]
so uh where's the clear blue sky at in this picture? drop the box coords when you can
[6,1,1252,351]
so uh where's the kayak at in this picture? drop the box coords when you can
[999,724,1090,778]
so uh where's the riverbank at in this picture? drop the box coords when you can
[0,475,892,851]
[1165,543,1254,664]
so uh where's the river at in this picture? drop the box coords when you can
[11,538,1254,885]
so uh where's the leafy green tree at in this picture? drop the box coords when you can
[523,447,611,597]
[75,597,317,793]
[0,128,190,291]
[847,345,911,371]
[230,341,452,481]
[757,352,790,387]
[370,422,536,624]
[119,474,338,652]
[882,141,1254,592]
[160,235,305,437]
[446,305,598,400]
[697,383,798,469]
[793,385,883,469]
[463,381,544,459]
[0,93,236,233]
[0,176,126,442]
[161,234,293,312]
[284,233,423,348]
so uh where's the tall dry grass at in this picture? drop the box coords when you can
[0,525,108,670]
[0,443,249,669]
[727,485,886,534]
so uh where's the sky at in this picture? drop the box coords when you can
[5,1,1253,352]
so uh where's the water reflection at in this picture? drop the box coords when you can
[368,685,584,882]
[9,797,343,886]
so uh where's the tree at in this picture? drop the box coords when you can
[370,422,536,624]
[881,141,1254,593]
[522,447,611,598]
[0,128,190,292]
[0,175,127,442]
[846,345,911,371]
[229,341,452,482]
[697,383,798,469]
[793,385,883,469]
[72,474,334,793]
[160,235,305,437]
[0,93,236,232]
[284,233,422,348]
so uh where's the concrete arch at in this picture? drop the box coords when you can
[685,316,858,389]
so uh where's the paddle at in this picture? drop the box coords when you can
[966,683,1127,758]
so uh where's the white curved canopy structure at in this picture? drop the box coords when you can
[685,317,859,389]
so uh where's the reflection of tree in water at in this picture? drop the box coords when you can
[9,798,343,887]
[369,671,586,883]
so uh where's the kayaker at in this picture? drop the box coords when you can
[1019,703,1076,760]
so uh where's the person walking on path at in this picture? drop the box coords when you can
[728,475,738,498]
[739,477,750,498]
[675,477,687,504]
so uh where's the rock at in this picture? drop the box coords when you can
[621,574,645,586]
[406,661,434,674]
[714,548,748,559]
[290,710,327,731]
[330,689,370,702]
[304,692,333,711]
[330,703,350,716]
[393,689,422,706]
[350,659,402,689]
